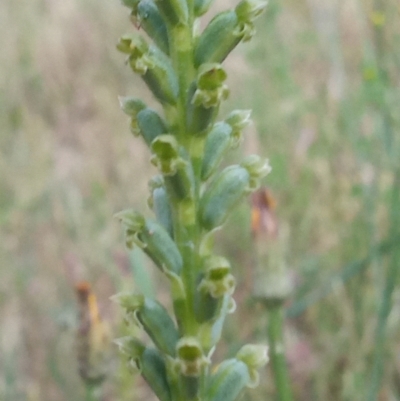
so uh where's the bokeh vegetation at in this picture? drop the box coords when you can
[1,0,399,400]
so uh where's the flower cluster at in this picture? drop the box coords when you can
[114,0,270,399]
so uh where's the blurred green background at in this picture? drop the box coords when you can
[1,0,400,400]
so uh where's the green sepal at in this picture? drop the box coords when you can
[140,347,172,401]
[199,156,271,230]
[199,165,249,231]
[207,359,250,401]
[115,209,182,275]
[200,111,251,180]
[194,0,267,67]
[154,0,188,26]
[113,293,179,356]
[118,35,178,104]
[134,47,178,105]
[208,344,270,401]
[148,175,173,236]
[137,108,168,147]
[194,10,239,67]
[116,338,172,401]
[151,135,195,200]
[130,0,170,55]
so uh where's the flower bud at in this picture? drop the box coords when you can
[118,96,147,137]
[194,256,235,325]
[186,64,229,135]
[141,346,171,401]
[131,0,170,55]
[207,359,250,401]
[118,35,178,104]
[137,108,168,147]
[194,0,267,66]
[199,165,249,230]
[113,293,179,356]
[240,155,272,190]
[199,157,270,230]
[200,110,252,180]
[198,256,235,298]
[194,10,240,67]
[117,34,140,54]
[224,109,252,146]
[207,344,268,401]
[119,96,147,118]
[234,0,268,42]
[116,337,172,401]
[115,209,182,275]
[201,122,232,181]
[114,336,144,357]
[236,343,269,387]
[236,344,269,370]
[150,134,182,175]
[186,83,218,136]
[193,64,229,107]
[235,0,268,23]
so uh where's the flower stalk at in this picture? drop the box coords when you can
[251,189,293,401]
[114,0,270,399]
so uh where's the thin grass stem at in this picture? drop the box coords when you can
[266,303,293,401]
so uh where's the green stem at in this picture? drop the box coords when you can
[165,16,199,337]
[174,199,198,335]
[84,385,98,401]
[167,23,195,142]
[366,0,400,398]
[266,303,293,401]
[367,171,400,401]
